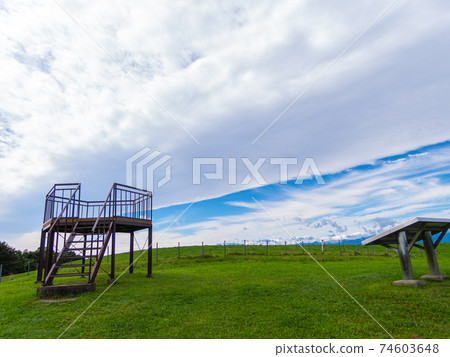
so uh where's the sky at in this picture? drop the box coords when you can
[1,0,450,252]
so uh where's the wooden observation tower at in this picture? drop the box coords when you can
[36,183,153,296]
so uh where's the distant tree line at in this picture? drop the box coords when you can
[0,241,40,276]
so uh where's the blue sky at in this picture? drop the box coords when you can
[1,1,450,252]
[148,141,450,250]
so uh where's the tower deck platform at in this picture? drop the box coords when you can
[36,183,153,295]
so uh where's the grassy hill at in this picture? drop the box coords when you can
[0,243,448,338]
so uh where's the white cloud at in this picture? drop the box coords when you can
[1,1,450,249]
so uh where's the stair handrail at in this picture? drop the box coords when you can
[92,183,116,232]
[47,183,81,233]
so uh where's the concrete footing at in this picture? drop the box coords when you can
[420,275,448,282]
[37,283,96,296]
[392,280,426,287]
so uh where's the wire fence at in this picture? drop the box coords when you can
[1,240,428,283]
[147,239,418,261]
[0,260,33,283]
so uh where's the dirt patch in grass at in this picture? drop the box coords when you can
[38,298,78,303]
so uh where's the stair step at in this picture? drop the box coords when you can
[64,255,98,260]
[55,264,91,268]
[71,240,104,244]
[50,273,90,278]
[66,247,100,251]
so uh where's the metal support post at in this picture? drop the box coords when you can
[82,235,87,274]
[129,232,134,274]
[110,224,116,282]
[44,231,55,285]
[36,230,46,282]
[147,224,153,277]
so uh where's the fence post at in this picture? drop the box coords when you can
[338,240,341,256]
[266,240,269,256]
[321,240,324,255]
[343,240,345,252]
[107,246,109,263]
[0,264,2,283]
[202,242,204,258]
[357,240,360,255]
[178,242,180,259]
[156,243,158,260]
[27,260,31,276]
[284,241,287,256]
[372,246,374,255]
[244,240,246,256]
[224,241,226,257]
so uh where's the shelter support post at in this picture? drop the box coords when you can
[393,231,426,286]
[420,231,448,281]
[398,231,413,280]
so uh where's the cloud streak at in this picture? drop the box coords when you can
[148,143,450,249]
[1,1,450,249]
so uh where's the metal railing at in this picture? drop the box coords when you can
[39,183,152,284]
[43,183,81,223]
[43,183,152,225]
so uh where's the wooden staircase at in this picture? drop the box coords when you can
[43,221,114,286]
[36,183,153,295]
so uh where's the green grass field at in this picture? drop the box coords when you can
[0,243,448,339]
